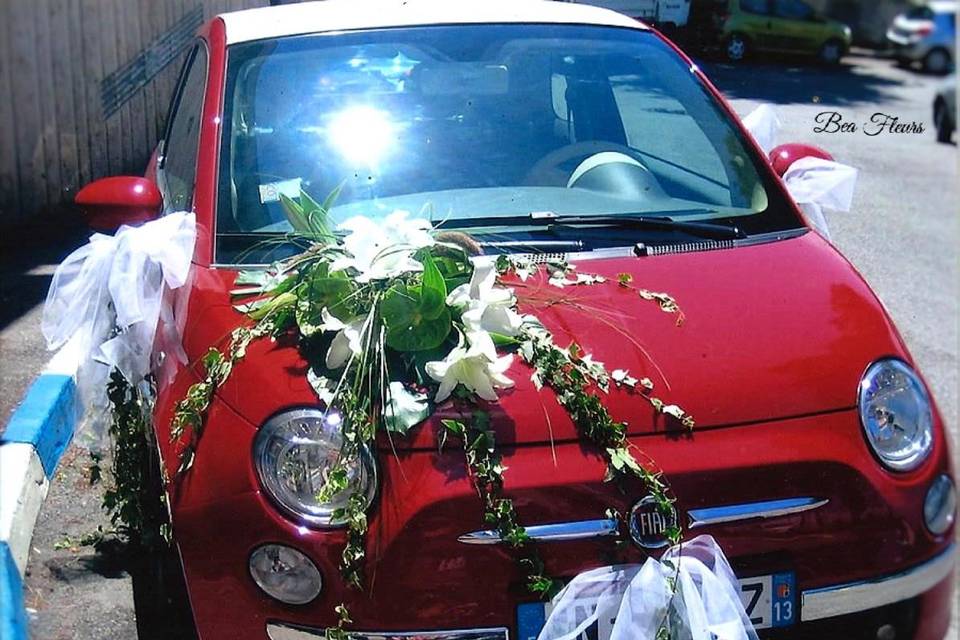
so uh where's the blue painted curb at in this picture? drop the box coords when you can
[0,542,28,640]
[1,374,77,478]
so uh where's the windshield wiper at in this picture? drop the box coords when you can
[437,212,746,241]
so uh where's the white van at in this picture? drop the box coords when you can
[561,0,692,27]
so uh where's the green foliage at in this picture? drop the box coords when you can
[279,186,338,243]
[331,492,370,589]
[442,414,559,598]
[517,325,682,546]
[101,371,171,550]
[170,325,267,474]
[324,604,353,640]
[380,254,452,351]
[168,185,694,637]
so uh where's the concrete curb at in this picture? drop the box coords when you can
[0,348,79,639]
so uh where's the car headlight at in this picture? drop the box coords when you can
[858,359,933,472]
[253,408,377,527]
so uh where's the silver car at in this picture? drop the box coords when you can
[887,1,956,74]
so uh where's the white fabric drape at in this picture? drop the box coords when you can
[42,212,196,441]
[538,535,758,640]
[741,104,858,239]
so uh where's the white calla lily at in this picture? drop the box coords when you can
[447,258,523,336]
[318,307,346,332]
[330,210,434,282]
[325,316,366,369]
[425,332,515,403]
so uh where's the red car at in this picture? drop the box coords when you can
[75,1,955,639]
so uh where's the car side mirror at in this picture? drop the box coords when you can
[75,176,162,232]
[768,143,834,177]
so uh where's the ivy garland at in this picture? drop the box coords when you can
[81,371,171,553]
[162,192,694,637]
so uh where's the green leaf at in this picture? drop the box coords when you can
[279,193,310,234]
[303,271,353,320]
[383,382,430,435]
[381,284,452,352]
[247,291,296,320]
[234,269,270,287]
[321,180,345,213]
[298,188,336,242]
[385,307,451,352]
[418,252,447,320]
[380,284,418,329]
[490,332,520,347]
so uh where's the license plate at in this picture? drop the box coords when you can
[516,572,795,640]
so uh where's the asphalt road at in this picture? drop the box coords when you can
[3,50,956,638]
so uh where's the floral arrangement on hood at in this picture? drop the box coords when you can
[165,191,697,637]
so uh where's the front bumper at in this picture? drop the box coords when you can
[263,545,955,639]
[173,407,955,640]
[802,543,954,621]
[267,626,508,639]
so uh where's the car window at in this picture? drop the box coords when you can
[216,25,800,263]
[772,0,814,20]
[161,44,208,213]
[740,0,770,15]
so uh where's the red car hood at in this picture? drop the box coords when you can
[182,232,908,449]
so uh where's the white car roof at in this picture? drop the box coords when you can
[220,0,647,45]
[929,0,958,13]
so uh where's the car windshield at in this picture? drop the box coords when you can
[216,24,801,263]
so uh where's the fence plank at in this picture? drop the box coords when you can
[0,2,22,217]
[32,0,64,205]
[49,0,80,199]
[67,0,91,189]
[138,0,159,160]
[7,0,46,220]
[80,0,108,182]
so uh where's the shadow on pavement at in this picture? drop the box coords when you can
[0,205,88,331]
[696,53,910,108]
[128,544,199,640]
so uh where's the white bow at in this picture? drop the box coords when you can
[741,104,858,240]
[42,212,196,442]
[538,535,758,640]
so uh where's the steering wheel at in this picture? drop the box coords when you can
[523,141,646,187]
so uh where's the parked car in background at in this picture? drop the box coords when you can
[887,1,956,75]
[933,74,956,142]
[720,0,852,63]
[566,0,692,28]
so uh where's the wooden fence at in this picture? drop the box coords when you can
[0,0,270,228]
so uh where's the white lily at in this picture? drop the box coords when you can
[318,307,347,332]
[330,210,434,282]
[325,316,366,369]
[447,258,523,336]
[425,332,515,403]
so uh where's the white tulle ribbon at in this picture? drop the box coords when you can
[41,212,196,442]
[741,104,858,239]
[538,535,758,640]
[741,104,781,157]
[781,156,858,242]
